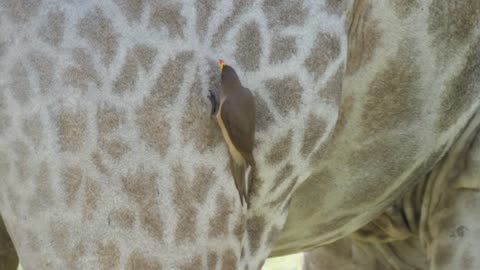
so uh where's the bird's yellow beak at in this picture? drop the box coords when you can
[219,59,225,72]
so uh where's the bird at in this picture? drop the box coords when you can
[208,59,256,207]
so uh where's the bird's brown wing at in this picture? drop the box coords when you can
[220,95,255,154]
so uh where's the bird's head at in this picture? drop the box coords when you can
[219,59,241,87]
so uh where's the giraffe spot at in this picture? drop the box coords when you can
[115,0,144,22]
[97,105,124,134]
[195,0,216,40]
[433,243,454,268]
[234,215,245,241]
[305,33,341,79]
[267,177,297,209]
[301,114,327,157]
[50,222,69,253]
[135,102,170,155]
[361,39,421,136]
[221,249,238,270]
[392,0,419,18]
[181,256,202,270]
[263,0,307,27]
[10,62,31,105]
[332,95,354,137]
[269,36,297,64]
[182,74,222,152]
[140,206,164,242]
[211,0,252,47]
[254,94,275,131]
[428,0,480,56]
[23,114,43,147]
[247,215,266,254]
[134,45,157,71]
[64,241,86,269]
[96,240,121,270]
[1,0,41,23]
[270,163,294,193]
[172,164,198,243]
[266,226,281,246]
[150,3,186,38]
[266,130,293,165]
[345,0,380,75]
[63,48,100,92]
[325,0,343,15]
[149,51,193,106]
[39,11,65,46]
[192,166,216,204]
[29,53,54,94]
[113,51,138,94]
[83,177,101,221]
[209,193,232,238]
[461,250,474,269]
[320,64,343,106]
[14,140,32,181]
[102,138,130,160]
[126,250,162,270]
[62,166,83,206]
[28,161,53,215]
[91,151,110,176]
[235,22,261,71]
[56,110,87,152]
[265,76,303,116]
[78,8,118,66]
[208,252,218,270]
[437,40,480,131]
[109,208,135,230]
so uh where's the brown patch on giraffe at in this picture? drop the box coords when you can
[109,208,135,230]
[56,110,87,152]
[82,177,101,221]
[134,45,157,71]
[301,114,327,157]
[192,166,216,204]
[436,40,480,131]
[392,0,419,18]
[234,215,245,241]
[149,51,193,106]
[14,140,32,181]
[209,193,232,238]
[325,0,343,15]
[126,250,162,270]
[23,115,43,147]
[208,252,218,269]
[0,0,41,23]
[211,0,252,48]
[39,11,65,46]
[182,74,222,152]
[97,105,124,134]
[428,0,480,55]
[63,48,100,92]
[10,62,31,105]
[114,51,138,94]
[270,163,294,193]
[433,243,454,268]
[97,240,121,270]
[195,0,216,40]
[29,53,54,94]
[64,241,86,269]
[78,7,118,66]
[62,166,83,206]
[235,22,261,71]
[268,178,298,209]
[115,0,144,22]
[461,250,474,269]
[247,215,266,254]
[345,0,380,75]
[305,33,341,79]
[221,249,238,270]
[103,138,130,160]
[135,102,170,155]
[181,256,202,270]
[320,64,343,106]
[172,163,198,243]
[269,36,297,64]
[29,161,54,214]
[265,75,303,116]
[150,3,186,38]
[333,94,353,137]
[361,39,421,136]
[254,94,275,131]
[50,222,68,253]
[91,151,110,176]
[263,0,308,27]
[266,130,293,165]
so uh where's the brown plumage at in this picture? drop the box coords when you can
[210,60,256,206]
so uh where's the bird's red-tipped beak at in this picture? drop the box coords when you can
[219,59,225,72]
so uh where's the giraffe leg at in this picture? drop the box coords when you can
[0,216,18,270]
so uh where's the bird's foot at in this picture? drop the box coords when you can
[208,90,218,116]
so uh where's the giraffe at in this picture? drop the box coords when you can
[0,1,478,270]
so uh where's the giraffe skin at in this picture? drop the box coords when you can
[0,0,479,270]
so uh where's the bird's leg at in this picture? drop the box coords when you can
[208,90,219,116]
